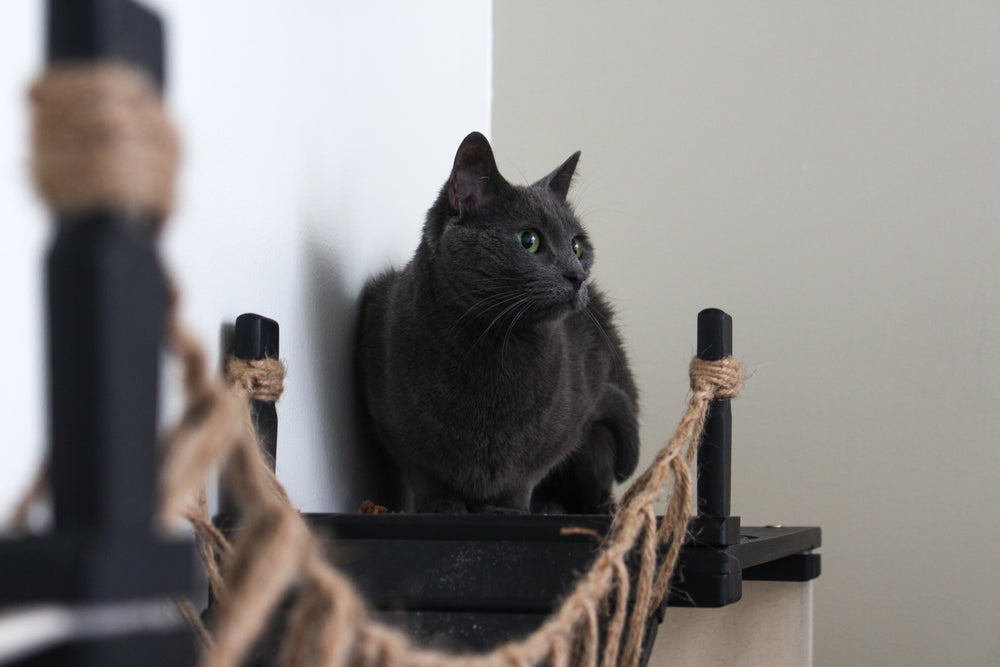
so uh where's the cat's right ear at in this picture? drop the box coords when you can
[449,131,501,216]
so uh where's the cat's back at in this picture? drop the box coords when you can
[356,267,406,397]
[358,267,399,338]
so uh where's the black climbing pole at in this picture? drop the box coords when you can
[0,1,195,663]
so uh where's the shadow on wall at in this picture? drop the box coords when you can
[304,237,401,512]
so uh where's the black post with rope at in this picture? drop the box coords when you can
[0,0,194,663]
[689,308,741,546]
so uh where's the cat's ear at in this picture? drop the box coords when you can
[536,151,581,203]
[449,131,502,215]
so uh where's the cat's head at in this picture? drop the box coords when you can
[423,132,592,326]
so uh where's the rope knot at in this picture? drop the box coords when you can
[226,357,286,403]
[689,356,746,399]
[30,62,179,226]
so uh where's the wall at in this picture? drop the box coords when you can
[1,0,492,520]
[1,0,491,657]
[493,3,999,666]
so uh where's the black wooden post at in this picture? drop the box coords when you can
[44,0,191,588]
[691,308,741,546]
[233,313,280,469]
[218,313,280,519]
[0,1,194,663]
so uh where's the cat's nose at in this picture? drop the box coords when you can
[564,271,586,291]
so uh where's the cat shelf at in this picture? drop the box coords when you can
[1,2,819,663]
[216,311,821,665]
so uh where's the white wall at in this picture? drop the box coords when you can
[1,0,491,658]
[163,0,492,513]
[493,3,999,666]
[1,0,492,522]
[1,2,47,524]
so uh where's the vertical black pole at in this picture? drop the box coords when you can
[233,313,280,468]
[0,0,196,662]
[45,0,165,542]
[46,0,165,87]
[47,217,165,536]
[218,314,279,519]
[693,308,740,546]
[696,308,732,519]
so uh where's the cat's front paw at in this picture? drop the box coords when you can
[530,495,568,515]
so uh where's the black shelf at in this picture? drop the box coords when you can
[291,512,820,654]
[308,513,820,612]
[224,306,821,662]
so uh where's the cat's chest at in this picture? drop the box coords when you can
[442,338,572,407]
[396,325,584,429]
[432,346,582,455]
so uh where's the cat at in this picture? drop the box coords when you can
[355,131,638,514]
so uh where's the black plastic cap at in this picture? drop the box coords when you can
[697,308,732,361]
[234,313,279,360]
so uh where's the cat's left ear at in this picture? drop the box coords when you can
[536,151,581,203]
[449,131,503,216]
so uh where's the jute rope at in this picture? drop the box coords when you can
[170,339,745,667]
[30,62,179,226]
[27,60,749,667]
[226,357,287,403]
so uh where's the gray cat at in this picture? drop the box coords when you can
[355,132,638,514]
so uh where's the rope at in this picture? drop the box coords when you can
[26,60,750,667]
[30,62,179,226]
[689,357,745,397]
[225,357,286,403]
[174,339,745,667]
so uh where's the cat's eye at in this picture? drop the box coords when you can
[572,237,583,258]
[518,229,541,253]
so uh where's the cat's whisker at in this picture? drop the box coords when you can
[586,306,626,383]
[433,285,516,318]
[447,289,526,343]
[472,293,535,350]
[444,290,533,352]
[500,299,536,364]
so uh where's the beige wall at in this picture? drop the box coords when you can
[655,582,813,666]
[493,3,999,665]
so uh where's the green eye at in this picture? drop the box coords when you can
[518,229,541,253]
[572,237,583,258]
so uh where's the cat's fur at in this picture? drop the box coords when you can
[355,132,638,514]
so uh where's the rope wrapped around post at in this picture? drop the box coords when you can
[30,62,179,227]
[27,60,749,667]
[226,357,286,404]
[13,61,180,530]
